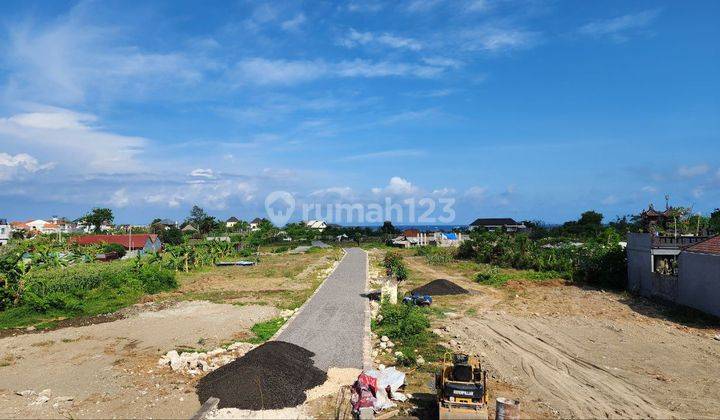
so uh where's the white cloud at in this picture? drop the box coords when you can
[141,179,257,210]
[579,9,660,41]
[406,0,444,13]
[678,164,709,178]
[380,109,438,125]
[422,57,463,68]
[692,187,704,199]
[464,186,488,199]
[233,58,449,85]
[7,109,96,130]
[460,26,539,52]
[341,149,427,161]
[3,7,207,104]
[310,186,355,199]
[346,1,384,13]
[0,108,146,173]
[108,188,130,207]
[339,29,423,51]
[601,195,619,205]
[372,177,419,196]
[281,13,306,31]
[234,58,328,85]
[0,152,55,181]
[335,59,443,78]
[190,168,216,178]
[465,0,490,12]
[641,185,658,193]
[431,187,456,197]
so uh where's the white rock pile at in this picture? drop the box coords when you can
[15,389,74,408]
[158,341,255,375]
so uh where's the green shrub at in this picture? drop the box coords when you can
[136,264,177,293]
[378,301,430,340]
[375,300,443,367]
[383,251,408,280]
[101,243,126,258]
[383,251,403,272]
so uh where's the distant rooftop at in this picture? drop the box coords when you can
[470,218,522,226]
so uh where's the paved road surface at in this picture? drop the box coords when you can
[277,248,367,371]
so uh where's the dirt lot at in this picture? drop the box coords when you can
[0,249,339,419]
[389,250,720,419]
[156,248,342,309]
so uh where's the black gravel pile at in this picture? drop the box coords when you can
[196,341,327,410]
[412,279,469,296]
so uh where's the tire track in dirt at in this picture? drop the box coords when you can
[454,313,673,419]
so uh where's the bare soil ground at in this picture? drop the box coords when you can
[0,249,338,419]
[396,251,720,419]
[155,249,342,309]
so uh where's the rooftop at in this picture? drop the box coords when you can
[684,236,720,255]
[470,218,522,226]
[70,234,159,249]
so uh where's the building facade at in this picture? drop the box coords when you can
[627,233,720,317]
[0,219,10,245]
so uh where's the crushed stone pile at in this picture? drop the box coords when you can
[196,341,327,410]
[411,279,469,296]
[158,341,255,375]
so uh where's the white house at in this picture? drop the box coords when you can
[13,219,62,234]
[249,217,263,231]
[0,219,10,245]
[305,220,327,231]
[226,217,240,228]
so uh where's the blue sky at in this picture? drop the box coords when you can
[0,0,718,225]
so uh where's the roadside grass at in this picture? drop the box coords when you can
[247,317,286,343]
[374,300,444,368]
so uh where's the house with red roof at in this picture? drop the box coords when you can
[70,234,162,253]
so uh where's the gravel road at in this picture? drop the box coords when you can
[277,248,367,371]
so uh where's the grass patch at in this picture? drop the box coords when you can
[374,301,442,368]
[247,317,286,344]
[475,265,564,287]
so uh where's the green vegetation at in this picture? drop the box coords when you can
[475,265,564,287]
[101,242,126,257]
[79,207,114,233]
[375,300,444,367]
[458,225,627,289]
[0,260,176,329]
[247,317,286,343]
[415,246,454,265]
[383,250,408,281]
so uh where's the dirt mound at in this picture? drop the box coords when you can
[412,279,469,296]
[196,341,327,410]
